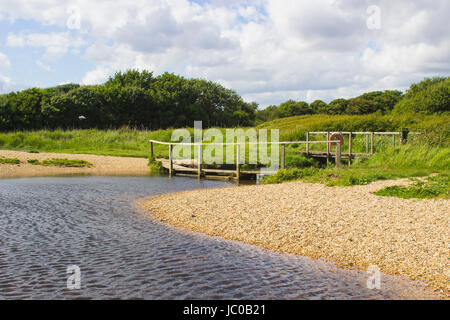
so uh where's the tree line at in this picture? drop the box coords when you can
[0,70,258,131]
[256,77,449,124]
[0,71,448,131]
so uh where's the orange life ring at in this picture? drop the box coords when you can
[330,132,344,146]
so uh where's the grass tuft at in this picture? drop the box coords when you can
[374,174,449,199]
[0,157,20,164]
[27,159,40,165]
[41,158,93,168]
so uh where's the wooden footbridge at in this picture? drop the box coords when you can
[150,130,418,181]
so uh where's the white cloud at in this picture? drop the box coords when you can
[0,74,13,93]
[0,52,11,68]
[7,32,85,60]
[0,0,449,105]
[81,66,111,85]
[5,33,25,47]
[36,60,52,72]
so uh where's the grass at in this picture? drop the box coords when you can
[261,144,450,198]
[0,114,448,198]
[0,156,20,164]
[0,113,447,158]
[41,158,93,168]
[258,113,450,146]
[354,144,450,170]
[374,174,449,199]
[1,156,93,167]
[27,159,40,165]
[0,128,173,158]
[261,166,431,186]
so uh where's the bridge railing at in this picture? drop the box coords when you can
[150,139,340,178]
[149,130,421,178]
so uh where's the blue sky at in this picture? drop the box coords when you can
[0,18,94,88]
[0,0,448,107]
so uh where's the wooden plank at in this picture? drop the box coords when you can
[374,132,401,135]
[281,144,285,169]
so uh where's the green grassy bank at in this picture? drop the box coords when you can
[261,144,449,199]
[1,113,447,157]
[0,113,448,199]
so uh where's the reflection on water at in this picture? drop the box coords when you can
[0,176,435,299]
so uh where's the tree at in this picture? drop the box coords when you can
[346,97,378,114]
[42,86,104,129]
[393,77,449,114]
[278,100,311,117]
[105,69,154,89]
[14,88,46,129]
[359,90,403,114]
[297,101,312,115]
[310,100,327,114]
[232,110,250,126]
[327,98,348,115]
[255,105,280,123]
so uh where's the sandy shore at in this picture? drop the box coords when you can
[0,150,150,178]
[140,179,449,297]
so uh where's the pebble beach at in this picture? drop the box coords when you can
[141,179,450,298]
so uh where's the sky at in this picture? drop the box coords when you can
[0,0,448,107]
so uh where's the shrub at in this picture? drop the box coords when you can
[27,159,40,165]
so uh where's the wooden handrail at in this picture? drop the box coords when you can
[149,140,338,146]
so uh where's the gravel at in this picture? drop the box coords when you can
[141,179,449,298]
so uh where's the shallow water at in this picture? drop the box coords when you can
[0,176,435,299]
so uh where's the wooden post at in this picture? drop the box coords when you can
[281,144,285,169]
[197,144,202,178]
[236,143,240,181]
[401,128,409,145]
[336,142,342,168]
[370,132,374,155]
[348,132,352,166]
[393,134,396,146]
[169,144,173,177]
[306,132,309,154]
[326,132,330,164]
[150,141,154,161]
[366,134,369,154]
[326,132,330,156]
